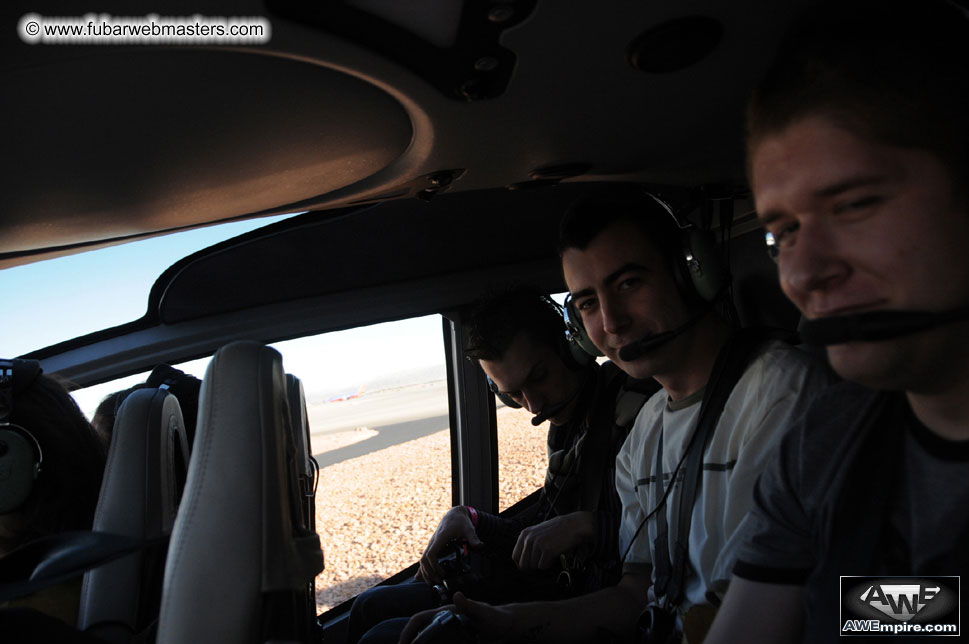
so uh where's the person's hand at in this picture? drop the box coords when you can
[417,506,482,584]
[398,604,457,644]
[511,511,595,570]
[398,593,519,644]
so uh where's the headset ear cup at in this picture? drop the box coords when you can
[487,375,521,409]
[539,294,596,367]
[564,296,604,358]
[556,309,593,369]
[683,228,728,302]
[567,336,594,368]
[0,426,40,513]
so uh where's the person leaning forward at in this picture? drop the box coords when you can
[400,190,833,643]
[346,286,652,644]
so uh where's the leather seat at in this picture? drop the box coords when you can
[78,387,190,642]
[156,341,324,644]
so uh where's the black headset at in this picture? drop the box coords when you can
[563,196,729,358]
[0,359,44,514]
[487,294,593,410]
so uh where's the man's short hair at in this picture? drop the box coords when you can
[465,287,567,363]
[557,186,681,258]
[747,0,969,190]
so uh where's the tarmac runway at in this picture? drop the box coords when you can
[307,380,450,467]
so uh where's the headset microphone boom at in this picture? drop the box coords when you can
[798,306,969,345]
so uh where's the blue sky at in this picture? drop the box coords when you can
[1,216,295,356]
[2,215,566,418]
[1,215,446,416]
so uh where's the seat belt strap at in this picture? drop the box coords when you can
[651,430,672,602]
[655,327,784,608]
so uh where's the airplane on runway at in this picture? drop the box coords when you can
[327,384,367,403]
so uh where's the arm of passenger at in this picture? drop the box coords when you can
[709,360,827,597]
[399,572,651,644]
[708,371,818,639]
[705,576,803,644]
[614,417,653,572]
[474,499,541,545]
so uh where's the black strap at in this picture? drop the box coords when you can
[653,327,789,608]
[579,362,636,513]
[652,429,673,605]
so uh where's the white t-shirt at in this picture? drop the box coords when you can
[616,340,832,612]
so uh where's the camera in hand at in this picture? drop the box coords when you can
[432,539,482,605]
[412,608,473,644]
[637,604,680,644]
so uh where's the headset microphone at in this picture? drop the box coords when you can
[799,306,969,346]
[617,304,712,362]
[530,399,572,426]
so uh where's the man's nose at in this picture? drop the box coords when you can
[600,292,630,335]
[780,219,850,300]
[522,390,545,415]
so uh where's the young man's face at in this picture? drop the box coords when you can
[479,331,582,426]
[752,114,969,390]
[561,219,693,380]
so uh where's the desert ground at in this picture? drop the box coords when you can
[308,383,548,612]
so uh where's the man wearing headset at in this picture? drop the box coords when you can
[348,286,652,644]
[400,190,832,643]
[707,2,969,641]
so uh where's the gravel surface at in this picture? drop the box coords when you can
[312,407,548,612]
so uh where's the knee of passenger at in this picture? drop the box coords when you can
[349,586,378,618]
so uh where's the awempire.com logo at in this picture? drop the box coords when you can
[841,577,959,636]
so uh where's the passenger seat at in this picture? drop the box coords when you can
[156,341,324,644]
[78,387,190,642]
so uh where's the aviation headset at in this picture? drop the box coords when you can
[486,294,593,410]
[0,359,44,514]
[563,195,729,358]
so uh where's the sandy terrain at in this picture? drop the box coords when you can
[312,406,548,612]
